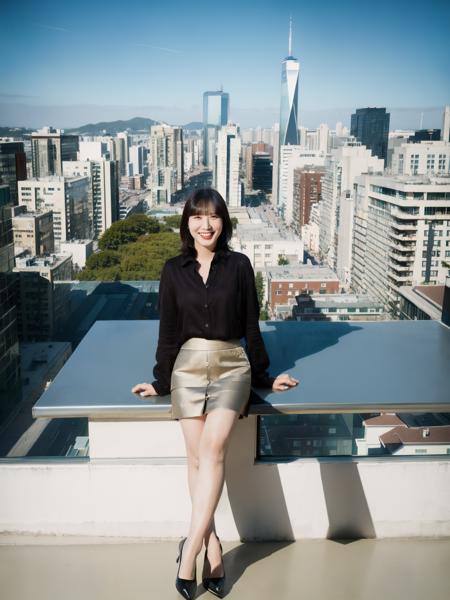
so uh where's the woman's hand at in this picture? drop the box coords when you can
[131,383,158,397]
[272,373,299,392]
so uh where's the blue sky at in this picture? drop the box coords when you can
[1,0,449,129]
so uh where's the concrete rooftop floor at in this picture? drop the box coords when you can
[1,536,449,600]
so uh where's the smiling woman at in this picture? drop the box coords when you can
[131,187,298,598]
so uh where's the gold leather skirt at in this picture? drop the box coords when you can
[170,337,252,420]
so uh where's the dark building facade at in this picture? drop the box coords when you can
[252,152,272,192]
[0,185,21,423]
[408,129,441,143]
[0,141,27,204]
[350,107,390,163]
[31,128,79,177]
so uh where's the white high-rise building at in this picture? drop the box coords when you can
[318,124,329,154]
[391,140,450,176]
[279,18,300,146]
[318,142,384,283]
[442,106,450,143]
[273,18,300,209]
[18,176,91,248]
[129,145,147,176]
[78,141,109,161]
[117,132,130,164]
[215,123,241,207]
[63,160,119,238]
[298,126,307,147]
[278,147,326,225]
[351,174,450,315]
[335,122,343,137]
[271,123,280,209]
[150,125,184,205]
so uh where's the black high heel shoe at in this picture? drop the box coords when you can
[175,536,197,600]
[202,534,225,598]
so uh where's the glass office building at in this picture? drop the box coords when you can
[350,107,390,163]
[202,90,229,167]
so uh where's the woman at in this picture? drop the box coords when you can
[132,188,298,599]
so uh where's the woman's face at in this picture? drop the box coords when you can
[188,203,223,251]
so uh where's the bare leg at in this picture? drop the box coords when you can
[178,407,239,579]
[180,415,218,545]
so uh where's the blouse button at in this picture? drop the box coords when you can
[204,304,208,308]
[205,323,209,328]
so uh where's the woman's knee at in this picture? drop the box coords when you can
[187,454,200,470]
[199,437,227,463]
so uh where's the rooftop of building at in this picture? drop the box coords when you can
[295,293,383,309]
[380,425,450,445]
[31,126,77,137]
[265,264,338,281]
[363,414,407,427]
[393,139,450,148]
[60,239,93,246]
[235,226,300,242]
[398,284,445,320]
[2,537,448,600]
[12,210,52,219]
[19,175,88,185]
[368,174,450,188]
[13,253,71,270]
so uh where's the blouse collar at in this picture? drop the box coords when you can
[181,247,231,267]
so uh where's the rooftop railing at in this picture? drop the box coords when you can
[1,319,449,542]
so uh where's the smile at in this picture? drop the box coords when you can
[198,232,214,238]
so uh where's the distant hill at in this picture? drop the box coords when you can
[0,118,204,138]
[0,126,33,137]
[66,117,161,135]
[183,121,203,130]
[66,117,204,135]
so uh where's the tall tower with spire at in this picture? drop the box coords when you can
[279,17,300,145]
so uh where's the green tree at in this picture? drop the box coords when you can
[98,214,161,250]
[231,217,238,229]
[260,303,270,321]
[255,271,264,308]
[164,214,182,229]
[278,254,289,265]
[85,250,121,270]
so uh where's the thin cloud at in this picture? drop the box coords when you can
[132,43,181,54]
[0,93,39,99]
[33,23,72,33]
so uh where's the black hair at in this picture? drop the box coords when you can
[179,188,233,257]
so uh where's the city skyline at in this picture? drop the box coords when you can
[1,0,449,129]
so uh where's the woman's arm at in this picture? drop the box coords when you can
[150,261,180,396]
[240,256,276,389]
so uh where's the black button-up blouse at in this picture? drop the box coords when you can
[151,248,275,399]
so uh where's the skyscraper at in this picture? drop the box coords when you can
[350,108,390,163]
[0,142,27,204]
[273,19,300,210]
[18,176,91,248]
[202,90,229,167]
[63,159,120,238]
[215,123,241,207]
[279,18,300,146]
[0,185,21,422]
[441,106,450,143]
[150,125,184,204]
[31,127,79,177]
